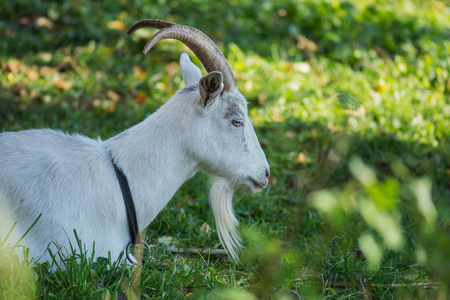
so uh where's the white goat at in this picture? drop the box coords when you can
[0,19,269,263]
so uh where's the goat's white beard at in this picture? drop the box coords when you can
[209,177,241,260]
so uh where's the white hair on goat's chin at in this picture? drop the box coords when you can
[209,177,242,259]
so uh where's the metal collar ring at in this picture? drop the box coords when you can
[126,241,151,265]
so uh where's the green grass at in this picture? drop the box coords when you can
[1,0,449,299]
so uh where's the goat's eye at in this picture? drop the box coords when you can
[232,120,243,127]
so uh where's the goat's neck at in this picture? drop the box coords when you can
[104,109,198,230]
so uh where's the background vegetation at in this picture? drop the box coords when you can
[0,0,449,299]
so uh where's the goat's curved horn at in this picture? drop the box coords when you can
[127,19,236,92]
[127,19,177,32]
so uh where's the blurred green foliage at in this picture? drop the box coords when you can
[0,0,449,299]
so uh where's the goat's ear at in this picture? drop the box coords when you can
[180,53,202,86]
[199,71,224,107]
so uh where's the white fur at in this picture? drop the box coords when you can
[0,54,269,262]
[209,177,241,259]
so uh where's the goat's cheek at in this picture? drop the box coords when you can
[241,131,248,152]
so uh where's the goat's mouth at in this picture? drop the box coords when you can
[246,177,268,192]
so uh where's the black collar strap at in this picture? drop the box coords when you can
[109,152,149,264]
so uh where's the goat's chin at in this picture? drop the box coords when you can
[209,177,241,260]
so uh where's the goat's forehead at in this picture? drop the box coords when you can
[175,85,248,115]
[222,91,248,114]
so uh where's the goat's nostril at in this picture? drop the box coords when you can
[265,169,270,178]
